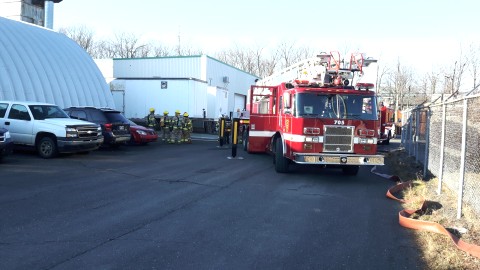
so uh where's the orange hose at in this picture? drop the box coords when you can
[371,166,480,258]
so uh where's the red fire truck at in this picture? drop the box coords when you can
[243,52,384,175]
[378,103,396,145]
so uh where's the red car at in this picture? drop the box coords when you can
[128,119,158,145]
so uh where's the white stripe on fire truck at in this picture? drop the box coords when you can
[249,132,377,144]
[283,133,324,143]
[248,131,276,137]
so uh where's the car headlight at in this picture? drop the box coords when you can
[136,130,147,135]
[5,131,11,139]
[66,127,78,138]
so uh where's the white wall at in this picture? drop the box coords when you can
[113,56,203,79]
[205,56,258,116]
[104,55,258,119]
[111,79,207,119]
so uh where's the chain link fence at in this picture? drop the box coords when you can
[402,94,480,219]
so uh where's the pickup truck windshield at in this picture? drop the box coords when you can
[295,93,378,120]
[29,105,69,120]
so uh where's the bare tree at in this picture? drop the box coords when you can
[111,32,149,58]
[58,25,95,55]
[467,43,480,92]
[376,63,390,95]
[151,43,173,57]
[384,60,415,114]
[92,40,116,59]
[275,41,314,69]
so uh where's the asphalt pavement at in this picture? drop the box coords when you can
[0,136,423,270]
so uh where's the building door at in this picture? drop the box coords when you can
[111,90,125,113]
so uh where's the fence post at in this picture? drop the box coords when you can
[457,98,468,219]
[415,109,420,162]
[408,111,413,156]
[423,108,430,179]
[401,111,406,145]
[438,102,447,194]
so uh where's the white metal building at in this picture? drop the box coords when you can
[104,55,259,119]
[0,16,115,108]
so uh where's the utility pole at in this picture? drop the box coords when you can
[452,61,457,94]
[177,26,181,56]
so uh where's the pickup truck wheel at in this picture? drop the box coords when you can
[274,139,289,173]
[342,165,359,176]
[37,137,58,159]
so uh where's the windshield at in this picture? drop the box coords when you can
[295,93,378,120]
[28,105,69,120]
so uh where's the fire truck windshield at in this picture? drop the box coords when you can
[295,93,378,120]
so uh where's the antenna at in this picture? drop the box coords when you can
[177,25,181,55]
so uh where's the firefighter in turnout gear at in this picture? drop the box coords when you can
[160,110,172,142]
[170,110,183,144]
[182,112,193,143]
[146,108,158,130]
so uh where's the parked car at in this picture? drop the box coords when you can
[127,119,158,145]
[64,107,131,147]
[0,101,103,158]
[0,127,14,160]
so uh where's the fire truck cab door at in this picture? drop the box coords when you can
[280,91,292,134]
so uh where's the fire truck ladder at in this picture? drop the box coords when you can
[256,51,376,88]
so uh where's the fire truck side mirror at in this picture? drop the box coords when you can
[283,93,291,109]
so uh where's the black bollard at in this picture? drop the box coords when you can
[219,117,225,147]
[231,118,239,157]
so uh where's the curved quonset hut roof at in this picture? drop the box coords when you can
[0,17,115,108]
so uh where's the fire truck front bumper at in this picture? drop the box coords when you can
[293,153,384,166]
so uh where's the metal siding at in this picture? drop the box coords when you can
[109,55,257,119]
[116,79,207,119]
[205,57,257,115]
[113,57,203,79]
[0,17,115,108]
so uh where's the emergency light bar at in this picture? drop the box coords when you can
[355,83,375,91]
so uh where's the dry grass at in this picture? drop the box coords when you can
[385,149,480,270]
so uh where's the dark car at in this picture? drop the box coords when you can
[64,107,131,147]
[0,127,14,160]
[127,119,158,145]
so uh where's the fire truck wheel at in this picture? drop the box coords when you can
[274,139,289,173]
[342,165,359,176]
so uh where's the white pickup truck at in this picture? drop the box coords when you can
[0,101,104,158]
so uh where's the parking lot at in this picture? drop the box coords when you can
[0,138,424,269]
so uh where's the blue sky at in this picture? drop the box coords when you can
[54,0,480,74]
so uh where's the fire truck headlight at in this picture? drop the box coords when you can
[360,138,375,144]
[304,136,320,143]
[304,127,320,135]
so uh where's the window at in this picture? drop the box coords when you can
[28,105,68,119]
[295,93,378,120]
[69,110,87,121]
[0,103,8,118]
[8,104,31,121]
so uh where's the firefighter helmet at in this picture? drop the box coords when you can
[149,108,155,113]
[175,110,181,114]
[183,112,189,117]
[163,110,169,115]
